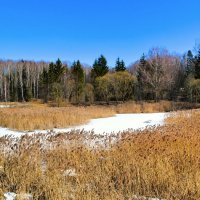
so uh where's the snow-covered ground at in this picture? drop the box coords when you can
[0,113,167,138]
[0,105,11,108]
[57,112,166,134]
[4,192,32,200]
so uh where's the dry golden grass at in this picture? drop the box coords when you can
[0,109,200,199]
[0,105,115,131]
[116,101,200,114]
[115,101,172,113]
[0,101,199,131]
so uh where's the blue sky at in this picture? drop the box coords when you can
[0,0,200,66]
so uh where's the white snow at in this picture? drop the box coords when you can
[0,113,167,138]
[61,113,166,135]
[132,194,165,200]
[0,105,11,108]
[0,127,25,137]
[63,168,77,177]
[4,192,16,200]
[4,193,32,200]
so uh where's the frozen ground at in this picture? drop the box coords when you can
[0,113,167,138]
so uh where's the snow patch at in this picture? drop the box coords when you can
[0,113,167,138]
[4,192,16,200]
[53,112,167,135]
[132,194,166,200]
[63,168,77,177]
[4,192,32,200]
[0,105,11,108]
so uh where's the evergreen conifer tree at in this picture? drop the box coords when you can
[54,58,65,82]
[40,68,49,102]
[186,50,194,76]
[22,66,32,101]
[194,49,200,79]
[91,55,109,80]
[71,60,85,103]
[136,54,147,100]
[115,57,126,71]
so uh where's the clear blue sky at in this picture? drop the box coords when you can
[0,0,200,66]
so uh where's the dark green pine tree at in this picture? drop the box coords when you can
[22,66,32,101]
[47,59,65,103]
[91,55,109,80]
[48,62,55,84]
[71,60,84,83]
[186,50,194,76]
[136,54,147,100]
[194,49,200,79]
[48,59,65,83]
[115,57,126,72]
[54,58,65,82]
[22,67,28,101]
[71,60,85,103]
[41,68,49,85]
[40,68,49,103]
[137,54,146,82]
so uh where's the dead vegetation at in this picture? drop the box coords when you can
[0,106,115,131]
[0,109,200,199]
[0,101,199,131]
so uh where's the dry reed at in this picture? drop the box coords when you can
[1,101,198,131]
[0,109,200,199]
[0,106,115,131]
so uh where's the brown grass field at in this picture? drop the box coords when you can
[0,105,115,131]
[0,109,200,199]
[0,100,199,131]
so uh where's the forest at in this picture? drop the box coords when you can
[0,47,200,105]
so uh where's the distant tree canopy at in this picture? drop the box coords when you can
[135,48,184,101]
[91,55,109,80]
[185,50,194,76]
[115,57,126,72]
[48,59,65,83]
[136,53,148,100]
[71,60,85,103]
[40,59,66,105]
[194,49,200,79]
[1,45,200,105]
[95,71,135,103]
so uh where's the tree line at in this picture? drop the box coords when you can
[0,46,200,105]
